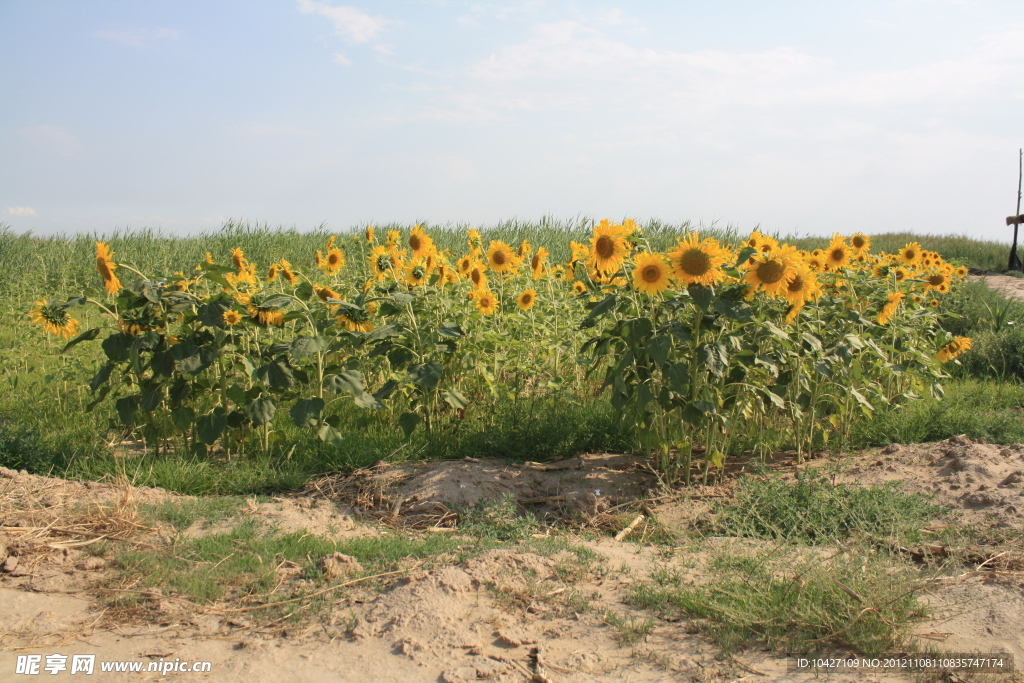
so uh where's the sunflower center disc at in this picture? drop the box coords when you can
[595,236,615,259]
[679,249,712,276]
[756,260,785,284]
[642,265,661,283]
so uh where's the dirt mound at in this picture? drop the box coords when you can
[308,453,660,528]
[837,436,1024,526]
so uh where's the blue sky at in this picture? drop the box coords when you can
[2,0,1023,240]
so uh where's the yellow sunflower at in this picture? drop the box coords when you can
[743,245,801,298]
[877,291,905,326]
[588,223,629,275]
[368,245,394,281]
[456,255,474,277]
[572,280,587,295]
[849,232,871,254]
[954,265,968,279]
[408,225,435,260]
[469,263,488,291]
[667,233,732,286]
[365,225,375,243]
[475,289,498,315]
[893,267,909,282]
[404,260,429,287]
[486,240,518,275]
[223,310,243,326]
[569,241,590,265]
[516,289,538,311]
[319,247,345,275]
[29,299,80,339]
[530,247,548,281]
[230,247,246,271]
[930,298,940,308]
[267,264,279,282]
[336,305,375,333]
[823,234,851,271]
[783,269,821,306]
[898,242,923,266]
[95,242,122,295]
[937,337,972,363]
[922,271,949,293]
[631,252,672,295]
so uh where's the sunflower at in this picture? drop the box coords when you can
[930,298,940,308]
[247,297,286,327]
[469,264,488,291]
[893,267,909,282]
[667,233,732,286]
[530,247,548,281]
[277,259,298,286]
[912,294,923,304]
[518,240,532,259]
[336,305,375,333]
[922,271,949,293]
[516,289,538,311]
[588,223,629,275]
[367,245,394,281]
[475,289,498,315]
[223,310,243,326]
[877,291,905,325]
[365,225,375,243]
[783,269,821,306]
[572,280,587,295]
[408,225,435,260]
[467,228,483,253]
[824,234,851,271]
[319,247,345,275]
[230,247,246,271]
[954,265,968,279]
[631,252,672,295]
[29,299,80,339]
[806,251,826,273]
[95,242,122,295]
[849,232,871,254]
[898,242,922,266]
[314,284,341,302]
[204,252,216,265]
[937,337,972,363]
[871,263,889,279]
[267,264,279,282]
[404,260,429,287]
[744,231,777,255]
[743,246,802,298]
[386,230,400,247]
[486,240,518,275]
[569,241,590,265]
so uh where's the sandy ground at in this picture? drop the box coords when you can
[2,437,1023,683]
[968,272,1024,301]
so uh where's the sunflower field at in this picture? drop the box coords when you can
[29,220,972,483]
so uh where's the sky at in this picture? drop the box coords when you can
[1,0,1023,240]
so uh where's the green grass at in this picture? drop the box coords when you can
[850,378,1024,447]
[629,544,927,655]
[706,471,946,545]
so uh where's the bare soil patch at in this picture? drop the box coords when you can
[2,440,1023,682]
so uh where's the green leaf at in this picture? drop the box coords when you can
[373,380,399,401]
[61,327,100,354]
[197,408,228,445]
[140,388,163,412]
[101,333,132,362]
[366,324,404,342]
[244,396,277,426]
[171,406,195,432]
[352,391,384,410]
[198,301,231,328]
[706,449,726,468]
[324,369,365,396]
[664,362,690,394]
[409,361,443,388]
[437,325,466,338]
[688,284,715,311]
[317,424,344,447]
[290,397,326,427]
[763,321,790,340]
[226,384,247,405]
[294,281,314,301]
[580,294,617,328]
[261,295,292,309]
[256,357,295,390]
[391,292,416,306]
[713,298,753,322]
[443,389,469,410]
[734,246,757,267]
[90,363,114,393]
[761,389,786,409]
[644,335,672,367]
[169,377,192,404]
[115,395,139,425]
[290,335,328,360]
[398,411,421,437]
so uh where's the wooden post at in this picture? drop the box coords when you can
[1010,148,1023,272]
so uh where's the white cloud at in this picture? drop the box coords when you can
[296,0,386,43]
[22,125,82,156]
[401,21,1024,131]
[7,207,37,217]
[93,27,179,48]
[333,52,353,66]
